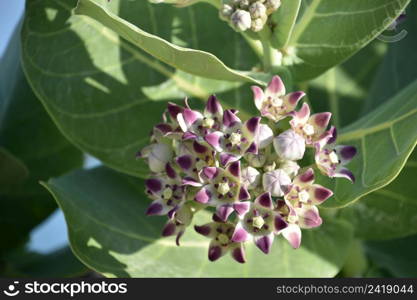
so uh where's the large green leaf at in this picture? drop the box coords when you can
[21,0,262,178]
[362,0,417,115]
[340,151,417,240]
[2,247,88,277]
[0,148,28,188]
[74,0,263,85]
[0,20,83,254]
[322,80,417,208]
[364,234,417,277]
[337,3,417,238]
[306,40,387,127]
[43,167,353,278]
[286,0,410,81]
[270,0,301,49]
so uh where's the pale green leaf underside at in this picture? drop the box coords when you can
[44,167,353,278]
[75,0,263,85]
[288,0,410,81]
[322,80,417,208]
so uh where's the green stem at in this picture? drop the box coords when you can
[258,26,273,72]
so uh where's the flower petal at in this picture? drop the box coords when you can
[255,233,274,254]
[284,91,305,108]
[162,221,176,236]
[223,109,241,128]
[334,167,355,182]
[266,75,285,96]
[281,224,302,249]
[226,160,241,178]
[233,201,250,216]
[205,95,223,116]
[294,168,315,186]
[297,206,323,228]
[195,187,212,204]
[204,131,224,152]
[216,204,234,221]
[145,178,163,193]
[165,163,177,179]
[202,167,219,180]
[146,200,169,216]
[231,245,246,264]
[167,102,183,119]
[176,155,193,171]
[251,86,265,110]
[238,187,250,201]
[194,224,213,236]
[310,184,333,205]
[231,223,250,242]
[208,242,224,262]
[335,145,357,164]
[182,177,202,187]
[274,215,288,232]
[310,112,331,132]
[255,192,273,209]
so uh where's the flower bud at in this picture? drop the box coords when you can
[251,17,266,32]
[265,0,281,14]
[249,2,267,19]
[239,0,250,9]
[231,9,252,32]
[245,152,266,168]
[241,166,261,189]
[220,4,234,20]
[142,143,173,173]
[279,160,300,178]
[273,129,305,161]
[262,169,291,197]
[257,124,273,149]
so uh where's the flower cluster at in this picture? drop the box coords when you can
[220,0,281,32]
[137,75,357,263]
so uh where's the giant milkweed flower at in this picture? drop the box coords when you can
[138,75,357,263]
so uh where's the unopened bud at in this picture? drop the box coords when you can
[279,160,300,178]
[242,166,261,189]
[249,2,267,19]
[239,0,250,9]
[257,124,273,149]
[231,9,252,32]
[263,169,291,197]
[273,129,305,161]
[251,17,266,32]
[220,4,234,20]
[265,0,281,14]
[245,152,266,168]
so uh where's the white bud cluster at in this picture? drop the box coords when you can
[220,0,281,32]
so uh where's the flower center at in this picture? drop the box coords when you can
[163,187,173,199]
[252,216,265,229]
[329,151,339,164]
[202,117,215,128]
[298,190,310,203]
[272,97,283,107]
[218,233,229,244]
[303,124,315,136]
[217,182,230,195]
[230,132,242,145]
[287,214,297,223]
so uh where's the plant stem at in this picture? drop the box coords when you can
[258,26,273,72]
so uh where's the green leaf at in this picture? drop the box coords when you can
[286,0,410,81]
[365,234,417,277]
[2,247,88,278]
[43,167,353,278]
[0,148,28,187]
[322,80,417,208]
[74,0,262,85]
[0,20,84,254]
[305,40,387,127]
[362,0,417,115]
[270,0,301,49]
[340,150,417,240]
[21,0,262,178]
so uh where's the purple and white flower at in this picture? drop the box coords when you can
[314,127,357,182]
[252,76,305,122]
